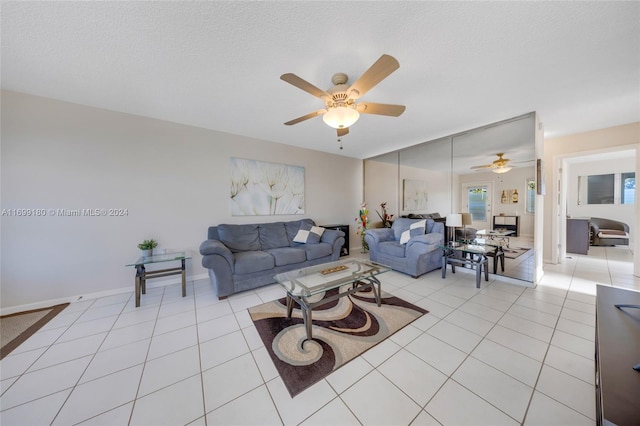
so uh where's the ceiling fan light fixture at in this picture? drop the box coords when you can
[322,106,360,129]
[493,166,512,174]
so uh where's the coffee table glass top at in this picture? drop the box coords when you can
[476,229,514,237]
[126,251,191,267]
[274,259,390,297]
[439,242,495,255]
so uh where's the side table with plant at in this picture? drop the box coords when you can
[138,239,158,257]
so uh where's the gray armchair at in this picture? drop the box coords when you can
[590,217,629,246]
[364,218,444,278]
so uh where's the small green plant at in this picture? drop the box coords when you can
[137,239,158,250]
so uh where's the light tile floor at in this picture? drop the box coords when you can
[1,246,638,425]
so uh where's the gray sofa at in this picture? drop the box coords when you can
[364,218,444,278]
[200,219,345,298]
[590,217,630,246]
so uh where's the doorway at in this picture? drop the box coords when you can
[462,182,493,230]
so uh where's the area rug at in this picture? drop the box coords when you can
[0,303,69,360]
[503,247,532,259]
[249,286,427,397]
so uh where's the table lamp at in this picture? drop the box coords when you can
[446,213,462,245]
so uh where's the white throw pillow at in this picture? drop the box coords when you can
[293,225,325,244]
[400,220,427,244]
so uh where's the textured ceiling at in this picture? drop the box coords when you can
[2,1,638,159]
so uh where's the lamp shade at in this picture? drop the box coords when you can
[461,213,473,226]
[493,166,512,174]
[446,213,462,227]
[323,106,360,129]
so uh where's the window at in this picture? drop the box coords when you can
[622,172,635,204]
[467,186,487,222]
[578,172,635,205]
[526,178,535,214]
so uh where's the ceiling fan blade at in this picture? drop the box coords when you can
[337,127,349,137]
[470,164,495,170]
[357,102,406,117]
[284,109,327,126]
[280,73,330,99]
[348,54,399,99]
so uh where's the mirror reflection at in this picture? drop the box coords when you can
[364,113,536,283]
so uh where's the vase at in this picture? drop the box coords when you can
[141,249,152,258]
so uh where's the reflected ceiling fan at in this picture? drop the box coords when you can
[470,153,522,174]
[280,54,406,139]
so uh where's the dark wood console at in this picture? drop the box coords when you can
[595,285,640,425]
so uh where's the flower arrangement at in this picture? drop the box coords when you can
[355,202,369,252]
[376,202,394,228]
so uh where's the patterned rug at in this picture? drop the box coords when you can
[0,303,69,360]
[249,286,427,397]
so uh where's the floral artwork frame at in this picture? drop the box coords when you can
[402,179,428,211]
[230,158,305,216]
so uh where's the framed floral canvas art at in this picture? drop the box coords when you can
[230,158,304,215]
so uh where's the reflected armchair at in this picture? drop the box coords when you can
[364,218,444,278]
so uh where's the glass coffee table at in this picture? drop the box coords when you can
[126,251,191,307]
[274,259,390,347]
[475,229,515,247]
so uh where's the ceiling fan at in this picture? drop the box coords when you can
[470,153,518,174]
[280,54,406,138]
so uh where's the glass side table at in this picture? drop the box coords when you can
[439,243,491,288]
[126,251,191,307]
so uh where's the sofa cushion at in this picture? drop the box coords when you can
[293,225,325,244]
[378,241,406,257]
[234,251,274,275]
[299,242,333,260]
[598,229,629,238]
[218,224,261,253]
[284,219,315,242]
[259,222,290,249]
[399,219,427,244]
[265,247,307,266]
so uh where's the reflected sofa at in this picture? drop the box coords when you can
[364,218,444,278]
[200,218,345,298]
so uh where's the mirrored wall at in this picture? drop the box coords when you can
[364,113,537,283]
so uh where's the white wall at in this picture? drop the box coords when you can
[567,158,635,244]
[399,165,450,217]
[1,91,363,310]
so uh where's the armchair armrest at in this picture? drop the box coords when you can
[364,228,395,246]
[405,233,444,261]
[406,233,443,250]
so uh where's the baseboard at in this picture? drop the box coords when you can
[0,273,209,316]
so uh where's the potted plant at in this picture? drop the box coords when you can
[137,239,158,257]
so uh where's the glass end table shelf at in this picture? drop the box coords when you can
[126,251,191,307]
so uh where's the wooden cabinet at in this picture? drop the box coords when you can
[595,285,640,425]
[493,215,519,236]
[322,224,349,256]
[566,218,590,255]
